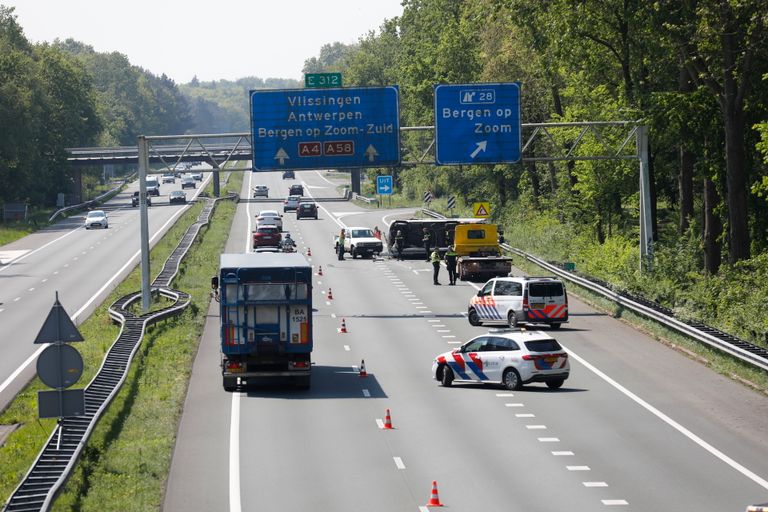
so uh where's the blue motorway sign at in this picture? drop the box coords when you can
[434,83,521,165]
[250,86,400,171]
[376,175,393,195]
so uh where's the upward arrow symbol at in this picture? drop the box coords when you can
[365,145,379,162]
[274,148,289,165]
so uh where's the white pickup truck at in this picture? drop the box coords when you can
[334,227,383,259]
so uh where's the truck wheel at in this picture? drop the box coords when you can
[223,378,237,392]
[502,368,522,390]
[440,366,454,387]
[507,311,518,328]
[468,308,482,326]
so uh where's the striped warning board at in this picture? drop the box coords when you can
[423,191,433,203]
[472,202,490,218]
[447,196,456,209]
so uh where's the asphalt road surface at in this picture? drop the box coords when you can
[0,168,212,410]
[164,170,768,512]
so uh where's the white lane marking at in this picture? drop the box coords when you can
[344,345,351,351]
[447,341,462,344]
[428,320,441,322]
[419,507,430,512]
[601,500,628,506]
[496,393,514,397]
[526,425,547,430]
[516,413,535,418]
[0,250,30,265]
[362,389,371,398]
[421,311,433,314]
[230,392,242,512]
[393,457,406,470]
[13,297,20,302]
[325,301,331,306]
[538,438,560,443]
[431,324,446,328]
[505,403,525,407]
[0,231,80,273]
[415,306,428,309]
[584,482,609,487]
[0,205,196,396]
[73,257,78,261]
[313,170,336,185]
[28,288,34,292]
[437,329,450,333]
[441,335,455,338]
[331,313,337,318]
[566,346,768,490]
[376,418,385,429]
[567,466,591,471]
[41,279,47,283]
[552,451,574,456]
[0,309,4,313]
[63,263,69,267]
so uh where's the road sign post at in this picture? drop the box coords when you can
[250,86,400,171]
[434,83,522,165]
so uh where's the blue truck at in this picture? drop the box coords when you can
[213,253,313,391]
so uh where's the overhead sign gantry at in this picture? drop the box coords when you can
[250,86,400,170]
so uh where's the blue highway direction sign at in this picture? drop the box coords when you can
[376,175,393,195]
[250,86,400,171]
[434,83,522,165]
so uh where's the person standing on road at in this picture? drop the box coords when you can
[430,248,441,285]
[444,245,458,285]
[338,228,346,261]
[394,229,404,260]
[373,226,382,240]
[422,227,432,262]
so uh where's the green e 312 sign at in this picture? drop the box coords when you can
[305,73,342,88]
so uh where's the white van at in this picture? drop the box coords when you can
[468,276,568,329]
[146,176,160,196]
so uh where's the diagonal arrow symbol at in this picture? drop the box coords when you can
[470,141,487,159]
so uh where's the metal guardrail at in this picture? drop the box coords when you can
[4,195,235,512]
[352,193,375,204]
[48,181,127,223]
[421,209,768,372]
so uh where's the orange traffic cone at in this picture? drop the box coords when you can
[426,481,443,507]
[339,318,348,333]
[383,409,393,429]
[307,247,312,256]
[359,359,367,378]
[317,265,323,276]
[327,288,333,300]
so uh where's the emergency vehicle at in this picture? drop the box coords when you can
[432,329,570,390]
[468,276,568,329]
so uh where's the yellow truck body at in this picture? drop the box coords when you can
[453,224,512,281]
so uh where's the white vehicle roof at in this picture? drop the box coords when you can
[259,210,280,217]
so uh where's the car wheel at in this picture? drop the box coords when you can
[546,378,565,390]
[502,368,522,390]
[468,308,482,326]
[351,247,357,259]
[440,365,454,387]
[507,311,518,328]
[550,323,562,330]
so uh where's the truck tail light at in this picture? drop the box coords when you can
[227,361,244,372]
[289,361,309,369]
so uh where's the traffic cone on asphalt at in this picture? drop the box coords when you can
[426,481,443,507]
[327,288,333,300]
[317,265,323,276]
[339,318,348,333]
[383,409,393,429]
[307,247,312,256]
[359,359,367,378]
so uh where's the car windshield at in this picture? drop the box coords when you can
[171,191,184,197]
[260,211,278,217]
[352,229,373,237]
[524,339,562,352]
[528,282,564,297]
[87,211,104,218]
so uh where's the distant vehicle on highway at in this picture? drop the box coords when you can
[256,210,282,231]
[432,329,570,390]
[253,185,269,198]
[162,174,175,184]
[296,201,318,219]
[84,210,108,229]
[131,191,151,207]
[282,170,295,179]
[191,172,203,181]
[252,225,281,249]
[169,190,187,204]
[181,177,196,189]
[146,176,160,196]
[289,184,304,196]
[283,195,301,212]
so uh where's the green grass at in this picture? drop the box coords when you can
[0,170,243,509]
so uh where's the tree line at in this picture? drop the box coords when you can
[313,0,768,276]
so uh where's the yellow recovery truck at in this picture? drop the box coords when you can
[453,223,513,281]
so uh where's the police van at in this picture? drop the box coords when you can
[468,276,568,329]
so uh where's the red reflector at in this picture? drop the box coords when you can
[227,362,243,370]
[291,361,309,368]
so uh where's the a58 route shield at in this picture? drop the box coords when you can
[250,86,400,171]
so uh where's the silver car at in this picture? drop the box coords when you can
[84,210,108,229]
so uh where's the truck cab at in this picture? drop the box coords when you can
[453,224,512,281]
[214,253,313,391]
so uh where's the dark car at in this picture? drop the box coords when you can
[296,201,318,219]
[169,190,187,204]
[181,177,196,189]
[282,170,295,179]
[289,184,304,196]
[252,225,282,249]
[131,191,151,207]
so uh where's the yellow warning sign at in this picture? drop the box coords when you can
[472,202,490,218]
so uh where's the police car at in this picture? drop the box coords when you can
[468,276,568,329]
[432,329,569,390]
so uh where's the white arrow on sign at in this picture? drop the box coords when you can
[274,148,289,165]
[380,184,391,192]
[365,145,379,162]
[470,141,487,159]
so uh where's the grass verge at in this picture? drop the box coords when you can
[0,170,243,510]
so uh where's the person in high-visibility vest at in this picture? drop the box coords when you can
[444,245,458,285]
[394,229,404,260]
[422,227,433,262]
[430,248,441,285]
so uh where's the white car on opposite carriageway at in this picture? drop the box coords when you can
[432,329,570,390]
